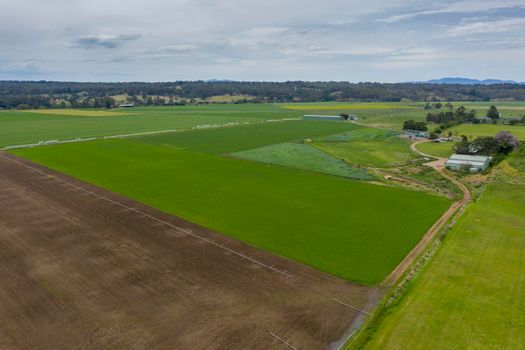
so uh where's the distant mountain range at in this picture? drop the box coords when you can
[205,79,235,83]
[422,77,523,85]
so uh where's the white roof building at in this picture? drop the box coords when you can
[302,114,358,121]
[445,154,491,173]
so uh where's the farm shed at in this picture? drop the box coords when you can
[445,154,491,172]
[303,114,357,121]
[402,129,429,138]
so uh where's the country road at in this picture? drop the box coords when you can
[381,139,471,287]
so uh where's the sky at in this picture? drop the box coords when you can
[1,0,524,82]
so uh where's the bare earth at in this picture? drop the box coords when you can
[0,153,378,350]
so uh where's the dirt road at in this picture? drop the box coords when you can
[381,140,471,287]
[0,153,376,350]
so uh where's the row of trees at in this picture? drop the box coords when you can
[8,96,119,110]
[2,81,525,109]
[426,106,478,124]
[425,105,508,129]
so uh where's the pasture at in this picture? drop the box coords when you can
[312,128,417,167]
[449,123,525,140]
[13,135,450,285]
[279,101,525,130]
[360,180,525,349]
[415,141,454,158]
[281,102,423,129]
[232,142,374,180]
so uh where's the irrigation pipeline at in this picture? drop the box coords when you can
[1,118,301,151]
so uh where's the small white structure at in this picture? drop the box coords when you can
[445,154,491,173]
[402,129,429,138]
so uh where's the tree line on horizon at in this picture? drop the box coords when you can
[1,80,525,109]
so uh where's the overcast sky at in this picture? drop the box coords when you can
[1,0,524,82]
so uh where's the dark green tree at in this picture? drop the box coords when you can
[472,136,500,155]
[487,105,500,119]
[403,120,428,131]
[454,141,471,154]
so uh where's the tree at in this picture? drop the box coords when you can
[455,106,467,121]
[454,141,471,154]
[487,105,500,119]
[460,135,468,142]
[448,130,453,138]
[429,132,438,140]
[466,109,477,123]
[445,102,454,109]
[494,131,519,154]
[339,113,349,120]
[471,136,500,155]
[403,120,428,131]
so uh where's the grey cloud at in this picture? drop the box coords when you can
[73,34,141,49]
[446,17,525,36]
[378,0,525,23]
[1,0,524,82]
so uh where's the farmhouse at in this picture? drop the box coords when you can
[445,154,491,172]
[303,114,358,121]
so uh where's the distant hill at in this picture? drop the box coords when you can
[3,80,525,109]
[424,77,521,85]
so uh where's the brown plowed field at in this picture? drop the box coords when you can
[0,153,377,350]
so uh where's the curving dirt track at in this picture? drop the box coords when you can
[381,140,471,287]
[0,153,378,350]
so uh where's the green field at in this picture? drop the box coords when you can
[361,182,525,349]
[311,128,417,167]
[3,102,524,149]
[356,147,525,349]
[0,104,303,148]
[509,144,525,172]
[281,102,423,129]
[25,109,131,117]
[281,102,418,111]
[13,135,450,285]
[449,124,525,140]
[279,101,525,130]
[4,102,525,347]
[232,142,374,180]
[134,120,362,154]
[415,141,455,158]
